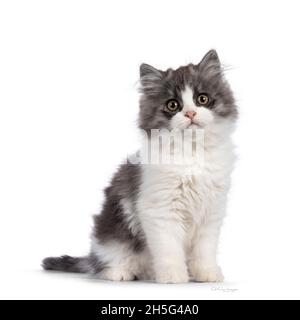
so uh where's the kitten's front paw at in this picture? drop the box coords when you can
[155,267,189,284]
[191,265,224,283]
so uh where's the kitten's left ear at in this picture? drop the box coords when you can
[198,49,221,71]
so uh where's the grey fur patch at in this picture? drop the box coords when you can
[93,163,145,253]
[42,163,144,275]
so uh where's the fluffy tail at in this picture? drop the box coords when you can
[42,255,91,273]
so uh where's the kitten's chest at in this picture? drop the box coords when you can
[140,144,233,220]
[173,163,224,222]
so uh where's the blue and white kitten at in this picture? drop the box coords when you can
[43,50,237,283]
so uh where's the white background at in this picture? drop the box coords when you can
[0,0,300,300]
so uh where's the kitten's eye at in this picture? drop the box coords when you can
[166,99,179,112]
[197,94,209,106]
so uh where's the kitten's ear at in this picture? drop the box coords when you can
[140,63,163,79]
[139,63,164,95]
[198,49,221,71]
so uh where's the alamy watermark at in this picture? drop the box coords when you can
[126,128,205,168]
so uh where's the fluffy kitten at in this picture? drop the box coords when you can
[43,50,237,283]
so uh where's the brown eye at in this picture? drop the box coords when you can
[166,99,179,112]
[197,94,209,106]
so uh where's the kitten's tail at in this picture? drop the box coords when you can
[42,255,91,273]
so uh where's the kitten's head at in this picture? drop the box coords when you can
[139,50,237,132]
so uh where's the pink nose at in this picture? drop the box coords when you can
[185,111,196,120]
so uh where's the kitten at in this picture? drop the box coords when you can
[42,50,237,283]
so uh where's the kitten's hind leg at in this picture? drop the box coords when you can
[91,238,146,281]
[100,266,136,281]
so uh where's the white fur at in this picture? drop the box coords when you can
[181,86,195,108]
[121,198,141,237]
[136,124,234,283]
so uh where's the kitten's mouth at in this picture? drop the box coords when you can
[187,121,201,129]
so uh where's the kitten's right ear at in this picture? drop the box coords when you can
[140,63,163,79]
[139,64,164,95]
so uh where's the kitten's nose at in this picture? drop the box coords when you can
[185,111,196,120]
